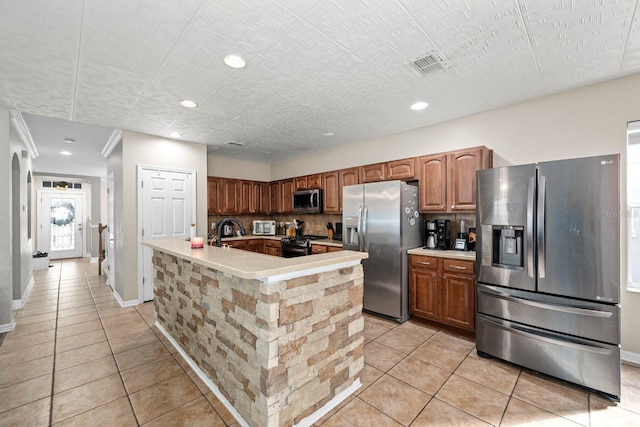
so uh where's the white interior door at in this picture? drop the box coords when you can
[140,167,194,302]
[39,191,85,259]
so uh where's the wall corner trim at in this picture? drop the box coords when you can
[0,320,16,334]
[12,276,35,310]
[113,289,140,308]
[101,129,122,158]
[10,111,38,158]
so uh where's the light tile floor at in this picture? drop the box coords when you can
[0,258,639,426]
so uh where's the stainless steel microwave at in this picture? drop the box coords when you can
[293,189,323,214]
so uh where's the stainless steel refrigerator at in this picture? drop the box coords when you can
[476,154,621,399]
[343,181,421,322]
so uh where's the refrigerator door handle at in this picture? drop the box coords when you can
[484,317,612,355]
[357,205,363,251]
[537,175,546,278]
[362,205,368,252]
[479,286,614,318]
[527,177,535,278]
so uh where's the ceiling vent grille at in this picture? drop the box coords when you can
[407,52,450,76]
[225,141,245,147]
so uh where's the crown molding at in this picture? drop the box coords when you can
[10,111,38,158]
[101,129,122,158]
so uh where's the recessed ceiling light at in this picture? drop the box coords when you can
[60,151,72,156]
[410,101,429,111]
[323,132,335,136]
[169,132,182,138]
[179,100,198,108]
[64,138,75,144]
[223,54,246,69]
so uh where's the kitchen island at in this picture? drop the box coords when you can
[142,239,368,427]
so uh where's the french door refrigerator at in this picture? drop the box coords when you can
[476,154,621,399]
[343,181,421,322]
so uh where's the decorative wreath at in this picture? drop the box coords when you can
[51,201,75,227]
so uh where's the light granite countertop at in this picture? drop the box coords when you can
[407,247,477,261]
[143,238,366,280]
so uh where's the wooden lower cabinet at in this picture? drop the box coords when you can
[245,239,263,253]
[263,239,282,257]
[228,240,247,250]
[409,254,475,331]
[312,244,342,254]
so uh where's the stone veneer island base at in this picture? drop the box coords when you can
[143,239,368,427]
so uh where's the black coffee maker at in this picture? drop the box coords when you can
[435,219,451,250]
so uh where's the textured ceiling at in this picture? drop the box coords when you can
[2,0,640,176]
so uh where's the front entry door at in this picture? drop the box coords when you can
[39,191,85,259]
[140,167,194,302]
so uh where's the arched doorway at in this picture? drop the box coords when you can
[11,153,21,302]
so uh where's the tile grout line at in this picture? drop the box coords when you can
[93,278,142,426]
[48,260,62,427]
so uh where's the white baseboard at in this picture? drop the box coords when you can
[154,322,249,427]
[113,290,140,308]
[12,277,35,310]
[622,350,640,366]
[0,320,16,333]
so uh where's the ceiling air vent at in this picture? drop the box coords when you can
[225,141,245,147]
[407,51,450,76]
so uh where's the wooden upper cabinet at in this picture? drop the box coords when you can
[418,153,447,212]
[207,177,221,214]
[448,147,488,212]
[220,178,239,214]
[259,182,269,214]
[269,181,281,214]
[281,179,295,214]
[238,180,252,214]
[360,163,386,183]
[386,158,416,180]
[340,168,359,188]
[323,171,340,214]
[295,174,322,190]
[419,146,491,213]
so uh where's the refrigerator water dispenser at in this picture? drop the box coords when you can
[492,226,524,269]
[344,216,359,246]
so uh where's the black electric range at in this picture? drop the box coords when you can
[280,235,328,258]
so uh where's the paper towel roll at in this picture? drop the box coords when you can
[190,224,196,239]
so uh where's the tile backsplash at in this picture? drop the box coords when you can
[208,211,476,248]
[207,213,343,237]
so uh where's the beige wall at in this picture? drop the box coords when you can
[207,155,271,181]
[115,131,208,302]
[219,74,640,355]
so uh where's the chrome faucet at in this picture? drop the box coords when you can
[216,218,246,247]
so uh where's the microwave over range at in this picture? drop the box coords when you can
[293,189,323,214]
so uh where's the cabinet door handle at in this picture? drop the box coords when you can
[449,265,467,270]
[416,261,431,266]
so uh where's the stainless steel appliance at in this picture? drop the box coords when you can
[216,218,246,245]
[343,181,421,322]
[252,220,276,236]
[293,189,323,214]
[476,154,621,399]
[454,219,469,251]
[425,220,437,249]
